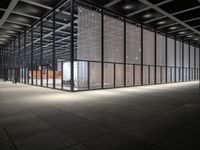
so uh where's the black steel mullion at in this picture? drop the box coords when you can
[24,32,26,84]
[18,37,20,82]
[124,18,126,87]
[182,41,184,81]
[189,41,190,81]
[165,34,168,83]
[194,44,196,80]
[155,31,157,84]
[70,0,74,91]
[88,62,90,90]
[101,10,104,89]
[61,61,63,90]
[114,63,116,87]
[53,10,56,89]
[174,37,177,82]
[31,27,33,85]
[133,64,135,85]
[141,26,143,85]
[148,65,150,85]
[40,20,43,87]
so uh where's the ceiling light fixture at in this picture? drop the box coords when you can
[169,26,177,30]
[143,14,152,18]
[179,31,186,34]
[123,4,134,10]
[187,35,193,38]
[157,21,166,25]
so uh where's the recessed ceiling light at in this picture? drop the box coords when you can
[0,38,6,41]
[2,35,11,38]
[187,35,193,38]
[169,26,177,30]
[123,4,134,10]
[143,14,152,18]
[157,21,166,25]
[179,31,186,34]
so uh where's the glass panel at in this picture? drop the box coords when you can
[190,45,195,68]
[115,64,124,87]
[126,22,141,64]
[55,1,72,89]
[63,61,71,90]
[162,67,166,83]
[143,29,155,65]
[74,61,88,90]
[89,62,101,89]
[176,41,182,67]
[150,66,155,84]
[157,33,165,66]
[157,66,161,84]
[42,13,53,88]
[167,67,171,83]
[135,65,141,85]
[196,47,199,68]
[126,64,133,86]
[55,62,62,89]
[104,63,114,88]
[76,5,101,61]
[167,37,175,67]
[184,43,189,68]
[143,65,148,85]
[104,14,124,63]
[33,22,41,86]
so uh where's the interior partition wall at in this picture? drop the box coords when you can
[1,0,200,92]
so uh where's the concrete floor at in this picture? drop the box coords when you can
[0,81,200,150]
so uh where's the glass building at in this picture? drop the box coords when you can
[0,0,200,91]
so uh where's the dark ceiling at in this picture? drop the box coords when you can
[84,0,200,43]
[0,0,200,48]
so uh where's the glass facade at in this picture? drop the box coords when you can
[1,0,200,91]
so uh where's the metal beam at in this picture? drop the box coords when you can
[11,11,40,19]
[104,0,121,7]
[184,17,200,23]
[157,23,178,29]
[20,0,53,10]
[0,0,19,28]
[144,16,166,24]
[6,20,31,27]
[127,0,174,17]
[172,5,200,16]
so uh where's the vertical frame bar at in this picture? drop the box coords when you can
[53,10,56,89]
[88,61,90,90]
[124,18,126,87]
[194,43,196,80]
[101,10,104,89]
[165,34,168,83]
[31,27,33,85]
[24,31,26,84]
[182,41,184,81]
[70,0,74,91]
[61,61,63,90]
[174,36,177,82]
[40,20,43,87]
[154,31,157,84]
[189,41,190,81]
[141,26,143,85]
